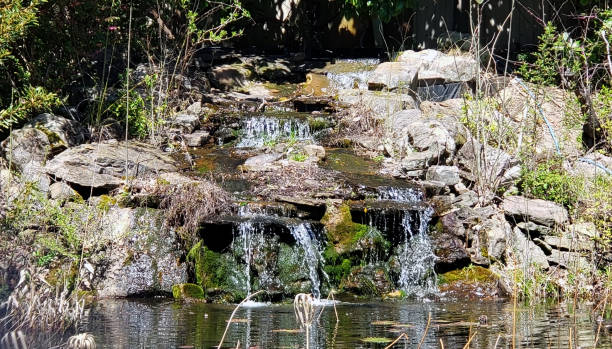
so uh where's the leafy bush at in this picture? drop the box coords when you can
[519,159,582,208]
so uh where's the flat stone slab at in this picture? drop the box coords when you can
[45,141,179,189]
[502,196,569,226]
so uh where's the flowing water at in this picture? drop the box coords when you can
[319,58,380,91]
[59,298,610,348]
[236,116,312,148]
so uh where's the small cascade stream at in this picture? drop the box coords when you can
[237,116,312,148]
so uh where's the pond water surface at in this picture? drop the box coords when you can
[65,299,610,349]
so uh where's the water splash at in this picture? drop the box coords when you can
[237,116,312,148]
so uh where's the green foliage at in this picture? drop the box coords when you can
[107,89,150,139]
[592,86,612,153]
[519,159,582,208]
[580,174,612,246]
[290,152,307,162]
[323,246,353,285]
[0,85,60,131]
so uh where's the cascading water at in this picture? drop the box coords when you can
[376,186,437,296]
[234,207,325,299]
[236,116,312,148]
[287,223,325,299]
[396,206,436,296]
[325,58,379,91]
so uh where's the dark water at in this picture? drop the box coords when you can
[61,299,610,349]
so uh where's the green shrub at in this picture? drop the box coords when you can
[519,159,582,208]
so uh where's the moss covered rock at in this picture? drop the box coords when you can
[438,265,503,300]
[172,283,204,299]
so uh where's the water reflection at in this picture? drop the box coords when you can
[67,299,612,348]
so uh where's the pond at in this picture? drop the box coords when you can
[63,298,609,348]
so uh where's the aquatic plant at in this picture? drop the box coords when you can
[67,333,96,349]
[294,293,315,349]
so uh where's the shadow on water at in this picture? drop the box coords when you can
[56,299,612,348]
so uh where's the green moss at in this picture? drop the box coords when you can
[187,240,245,300]
[308,117,331,132]
[323,204,370,251]
[97,195,118,212]
[172,283,205,299]
[438,265,496,285]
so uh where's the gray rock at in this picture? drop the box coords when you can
[183,131,210,147]
[516,221,552,235]
[426,166,460,185]
[454,190,478,208]
[45,141,178,190]
[543,234,594,252]
[49,182,78,201]
[547,250,592,271]
[22,162,50,193]
[397,50,478,83]
[567,222,599,239]
[185,101,202,115]
[480,214,510,261]
[367,62,418,91]
[508,227,549,270]
[432,231,470,270]
[454,182,469,194]
[396,49,443,68]
[303,144,325,160]
[401,150,437,171]
[25,113,88,146]
[1,128,50,172]
[239,153,282,172]
[502,196,569,226]
[457,138,518,184]
[94,207,188,297]
[208,64,252,91]
[337,90,416,118]
[383,109,422,157]
[171,114,200,134]
[571,153,612,177]
[417,55,478,84]
[409,119,456,157]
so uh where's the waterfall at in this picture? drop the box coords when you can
[325,58,379,91]
[237,116,312,148]
[375,186,437,296]
[234,207,325,299]
[288,223,325,299]
[397,207,436,296]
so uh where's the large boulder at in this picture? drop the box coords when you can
[397,50,478,85]
[426,166,460,186]
[507,226,549,270]
[25,113,88,147]
[501,196,569,226]
[45,141,179,190]
[93,207,188,297]
[1,128,50,172]
[457,138,519,184]
[337,90,416,118]
[367,62,418,91]
[208,64,252,91]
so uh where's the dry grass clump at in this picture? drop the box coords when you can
[155,180,231,237]
[332,103,383,146]
[0,268,84,333]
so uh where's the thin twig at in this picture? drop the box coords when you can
[493,333,502,349]
[384,333,409,349]
[440,338,445,349]
[417,312,432,349]
[216,290,264,349]
[462,331,478,349]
